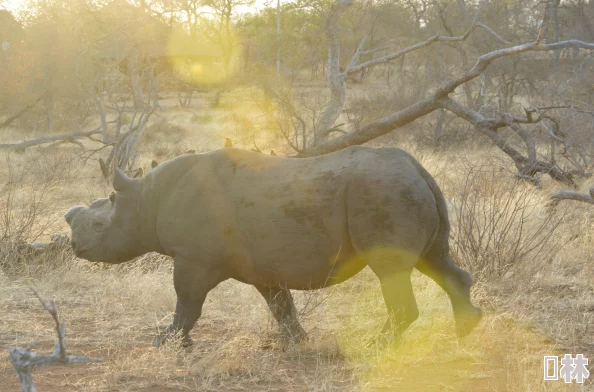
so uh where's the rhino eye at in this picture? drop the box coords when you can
[92,221,106,230]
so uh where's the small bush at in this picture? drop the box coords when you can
[0,153,72,275]
[448,160,569,281]
[0,155,61,242]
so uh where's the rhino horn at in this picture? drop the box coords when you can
[64,205,85,225]
[113,167,135,192]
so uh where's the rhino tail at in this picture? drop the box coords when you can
[407,156,483,337]
[405,156,450,261]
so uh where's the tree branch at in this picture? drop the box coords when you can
[346,0,508,75]
[550,187,594,204]
[312,0,508,145]
[304,37,594,158]
[435,40,594,99]
[313,0,353,143]
[0,95,46,129]
[300,96,440,156]
[438,96,575,185]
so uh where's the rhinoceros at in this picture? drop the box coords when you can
[65,146,482,346]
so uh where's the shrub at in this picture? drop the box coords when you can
[0,153,71,274]
[448,160,569,281]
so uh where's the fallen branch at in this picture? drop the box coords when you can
[0,127,104,150]
[16,234,71,256]
[7,289,103,392]
[550,187,594,205]
[0,95,46,129]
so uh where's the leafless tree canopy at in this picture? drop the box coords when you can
[1,0,594,194]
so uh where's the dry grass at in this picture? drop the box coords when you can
[0,265,585,391]
[0,89,592,391]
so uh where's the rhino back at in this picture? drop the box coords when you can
[147,147,438,288]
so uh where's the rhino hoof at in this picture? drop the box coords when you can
[456,307,483,339]
[365,332,403,350]
[152,335,164,347]
[280,325,307,345]
[181,336,194,347]
[152,331,193,348]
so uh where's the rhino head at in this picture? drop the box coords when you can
[64,168,149,263]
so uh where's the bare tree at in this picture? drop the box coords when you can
[276,0,594,187]
[4,0,594,190]
[0,92,158,180]
[201,0,255,75]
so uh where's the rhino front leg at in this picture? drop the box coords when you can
[256,285,307,343]
[153,258,224,347]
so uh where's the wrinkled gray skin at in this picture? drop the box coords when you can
[65,146,482,346]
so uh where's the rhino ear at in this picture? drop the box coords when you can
[99,158,109,180]
[132,167,144,178]
[113,167,135,192]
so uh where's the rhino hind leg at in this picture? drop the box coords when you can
[415,254,483,338]
[368,260,420,341]
[256,285,307,343]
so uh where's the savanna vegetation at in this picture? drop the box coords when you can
[0,0,593,390]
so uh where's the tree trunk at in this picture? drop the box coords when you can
[433,109,447,150]
[313,0,353,145]
[551,0,561,73]
[127,52,145,109]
